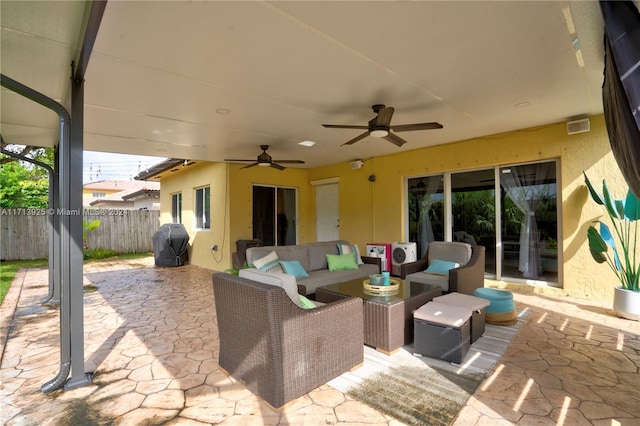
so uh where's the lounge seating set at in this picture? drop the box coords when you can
[242,240,381,296]
[212,239,502,408]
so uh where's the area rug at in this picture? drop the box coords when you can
[329,308,530,426]
[348,364,484,426]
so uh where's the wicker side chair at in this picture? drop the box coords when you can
[212,272,364,409]
[400,242,486,295]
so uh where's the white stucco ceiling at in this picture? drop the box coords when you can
[1,1,605,169]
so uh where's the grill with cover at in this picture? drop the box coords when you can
[152,224,189,267]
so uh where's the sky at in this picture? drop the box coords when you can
[83,151,166,183]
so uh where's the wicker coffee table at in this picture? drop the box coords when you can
[316,278,442,354]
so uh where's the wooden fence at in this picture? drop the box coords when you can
[1,208,161,260]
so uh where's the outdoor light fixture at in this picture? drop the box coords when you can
[370,129,389,138]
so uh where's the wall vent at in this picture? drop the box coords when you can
[567,118,590,135]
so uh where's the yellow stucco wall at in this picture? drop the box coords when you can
[158,162,230,271]
[308,115,626,303]
[227,163,314,247]
[158,114,629,304]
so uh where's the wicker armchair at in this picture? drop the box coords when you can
[400,242,485,295]
[212,272,364,409]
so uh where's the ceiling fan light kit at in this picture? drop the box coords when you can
[370,129,389,138]
[322,104,443,147]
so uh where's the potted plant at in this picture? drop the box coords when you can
[584,172,640,320]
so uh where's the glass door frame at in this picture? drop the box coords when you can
[251,184,299,246]
[404,159,561,287]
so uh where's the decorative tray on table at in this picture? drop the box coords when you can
[363,279,400,295]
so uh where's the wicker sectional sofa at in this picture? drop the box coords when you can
[243,240,381,296]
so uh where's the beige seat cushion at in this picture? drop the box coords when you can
[239,268,303,308]
[433,292,490,311]
[414,301,472,328]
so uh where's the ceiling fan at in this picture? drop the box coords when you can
[224,145,305,170]
[322,104,443,147]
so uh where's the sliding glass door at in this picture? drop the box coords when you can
[253,185,297,246]
[499,162,558,281]
[451,169,497,275]
[408,175,444,259]
[407,160,559,285]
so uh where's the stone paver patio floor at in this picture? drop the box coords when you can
[1,258,638,425]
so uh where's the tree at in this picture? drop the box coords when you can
[0,143,54,208]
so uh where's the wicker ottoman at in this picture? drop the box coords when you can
[433,292,490,343]
[474,288,518,326]
[413,302,472,364]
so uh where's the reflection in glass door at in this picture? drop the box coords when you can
[499,162,557,281]
[253,185,297,246]
[408,176,444,258]
[451,170,497,275]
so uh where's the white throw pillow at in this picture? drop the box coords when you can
[239,268,302,307]
[251,250,283,273]
[337,243,364,265]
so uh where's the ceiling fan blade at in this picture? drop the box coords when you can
[383,132,407,147]
[322,124,369,129]
[375,106,394,127]
[341,131,370,146]
[241,162,259,169]
[224,159,254,162]
[391,122,443,132]
[270,163,285,171]
[274,160,305,164]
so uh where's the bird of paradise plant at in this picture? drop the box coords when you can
[584,172,639,292]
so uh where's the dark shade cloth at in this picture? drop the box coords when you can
[600,0,640,198]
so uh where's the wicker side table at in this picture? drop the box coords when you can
[316,279,442,354]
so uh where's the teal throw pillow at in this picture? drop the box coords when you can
[425,259,460,276]
[326,253,359,271]
[299,294,317,309]
[280,260,309,278]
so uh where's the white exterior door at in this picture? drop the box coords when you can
[315,183,339,241]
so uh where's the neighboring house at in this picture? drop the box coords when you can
[136,114,624,304]
[83,180,160,209]
[122,188,161,211]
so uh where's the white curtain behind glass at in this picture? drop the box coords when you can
[500,165,550,279]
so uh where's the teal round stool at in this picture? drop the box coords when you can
[474,288,518,325]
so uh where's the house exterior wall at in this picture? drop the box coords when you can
[308,114,623,303]
[157,114,627,303]
[86,201,135,210]
[82,188,121,207]
[228,164,314,250]
[158,161,314,271]
[158,162,230,270]
[132,198,159,210]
